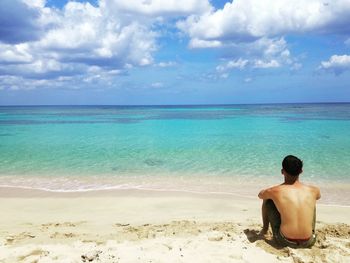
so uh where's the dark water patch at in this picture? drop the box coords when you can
[111,118,140,124]
[108,111,237,122]
[150,111,234,120]
[0,120,42,125]
[144,158,164,166]
[280,117,306,122]
[280,116,350,123]
[0,119,140,125]
[0,133,13,136]
[116,110,239,121]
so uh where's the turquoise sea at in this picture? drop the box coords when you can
[0,104,349,203]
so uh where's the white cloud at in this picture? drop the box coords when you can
[216,58,248,72]
[0,0,216,90]
[319,54,350,74]
[151,82,164,88]
[0,43,33,63]
[103,0,212,17]
[253,59,280,69]
[0,1,158,84]
[177,0,350,73]
[0,75,48,90]
[157,61,177,67]
[215,37,298,73]
[40,3,101,50]
[179,0,350,43]
[188,39,222,48]
[40,2,157,66]
[22,0,46,8]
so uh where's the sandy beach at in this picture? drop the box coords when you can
[0,187,349,263]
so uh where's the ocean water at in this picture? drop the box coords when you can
[0,104,349,200]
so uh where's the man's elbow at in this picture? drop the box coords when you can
[258,190,264,199]
[316,189,321,200]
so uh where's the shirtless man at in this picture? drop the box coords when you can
[258,155,321,248]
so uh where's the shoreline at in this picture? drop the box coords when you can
[0,185,259,199]
[0,179,350,206]
[1,185,349,207]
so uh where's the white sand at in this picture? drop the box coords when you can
[0,188,349,262]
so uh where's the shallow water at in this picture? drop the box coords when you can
[0,103,349,200]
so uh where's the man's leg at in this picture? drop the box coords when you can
[307,207,317,247]
[261,200,270,234]
[262,199,281,238]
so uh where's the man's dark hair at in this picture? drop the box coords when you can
[282,155,303,176]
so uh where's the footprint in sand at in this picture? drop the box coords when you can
[18,249,49,261]
[49,232,76,239]
[5,232,35,245]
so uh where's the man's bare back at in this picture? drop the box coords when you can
[259,181,321,239]
[258,155,321,247]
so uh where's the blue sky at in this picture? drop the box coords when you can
[0,0,349,105]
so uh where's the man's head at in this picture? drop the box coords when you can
[282,155,303,177]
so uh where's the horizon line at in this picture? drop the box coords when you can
[0,101,350,107]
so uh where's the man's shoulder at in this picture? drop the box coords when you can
[293,182,321,200]
[301,183,320,192]
[304,184,321,199]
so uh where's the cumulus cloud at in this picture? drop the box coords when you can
[2,0,347,93]
[319,54,350,74]
[178,0,350,46]
[0,0,43,44]
[46,2,157,66]
[103,0,212,17]
[0,74,53,91]
[215,37,299,74]
[0,43,33,64]
[0,0,215,91]
[0,0,159,86]
[177,1,338,72]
